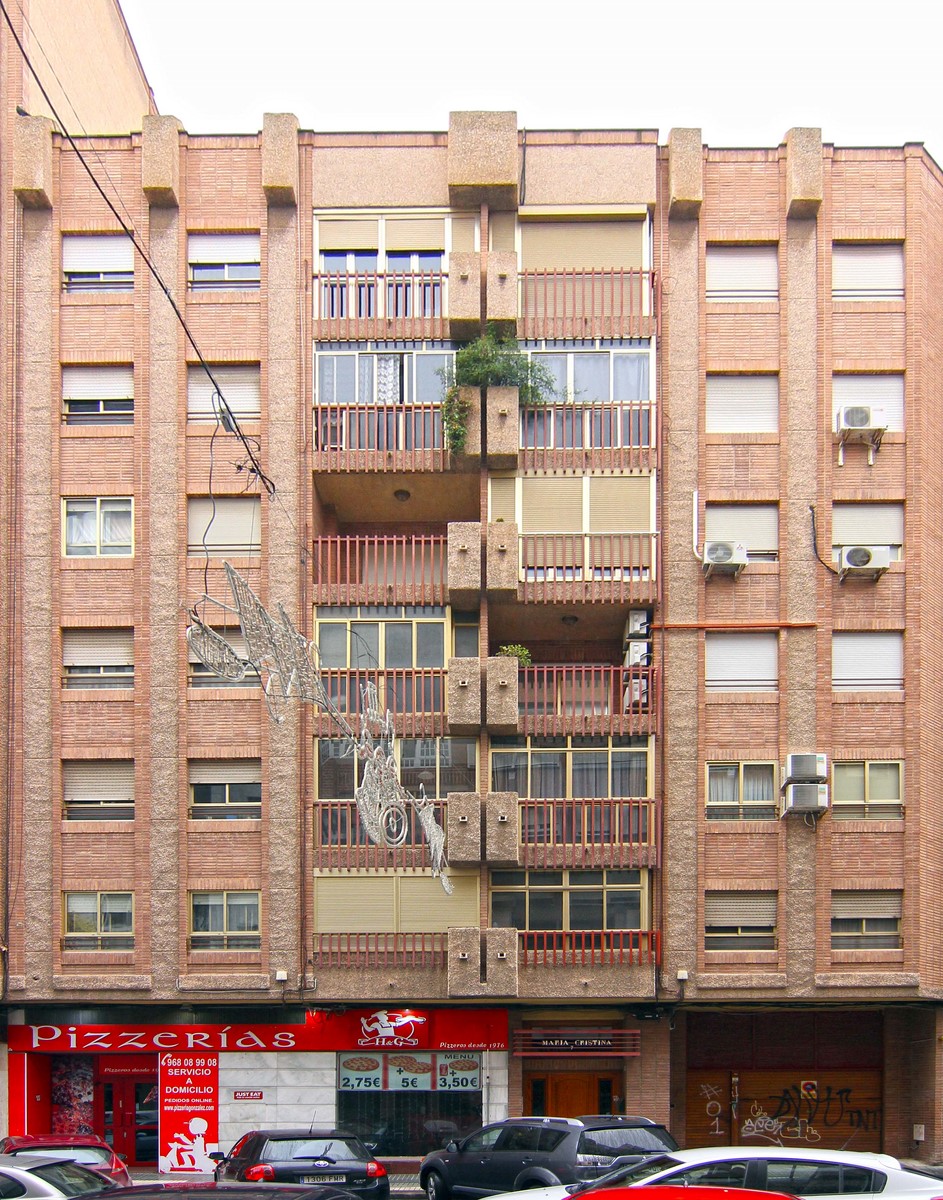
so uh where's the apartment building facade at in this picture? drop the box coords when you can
[2,101,943,1167]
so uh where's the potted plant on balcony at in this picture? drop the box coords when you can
[439,326,557,455]
[497,643,532,668]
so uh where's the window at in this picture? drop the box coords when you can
[662,1162,753,1188]
[705,375,779,434]
[386,251,444,318]
[63,892,133,950]
[62,629,134,689]
[490,868,644,932]
[706,245,778,301]
[520,219,646,272]
[832,243,904,300]
[764,1161,877,1195]
[704,891,777,950]
[320,250,378,318]
[491,736,648,798]
[187,364,261,422]
[188,628,258,688]
[63,761,134,821]
[62,366,134,425]
[705,505,779,561]
[832,761,903,819]
[832,632,903,691]
[314,871,479,932]
[188,234,260,290]
[190,891,260,949]
[189,760,262,819]
[832,504,903,562]
[831,891,901,948]
[705,633,778,693]
[62,234,133,292]
[706,762,777,820]
[187,497,261,555]
[833,374,904,433]
[63,498,132,556]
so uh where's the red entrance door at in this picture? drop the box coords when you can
[99,1078,159,1167]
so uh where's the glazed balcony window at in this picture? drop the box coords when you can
[832,762,903,820]
[63,760,134,821]
[62,365,134,426]
[63,498,133,557]
[189,760,262,819]
[706,762,777,820]
[831,891,902,949]
[490,867,645,942]
[704,891,777,950]
[62,628,134,689]
[64,892,133,950]
[188,234,260,291]
[190,891,260,950]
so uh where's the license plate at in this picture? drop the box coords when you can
[301,1177,342,1185]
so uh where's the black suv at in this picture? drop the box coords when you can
[419,1115,677,1200]
[212,1129,389,1200]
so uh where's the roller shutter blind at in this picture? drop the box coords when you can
[62,629,134,666]
[490,478,516,524]
[490,212,516,252]
[318,219,379,251]
[63,761,134,798]
[705,505,778,555]
[62,235,134,272]
[832,632,903,690]
[187,629,248,663]
[521,477,582,532]
[705,632,778,692]
[187,497,261,553]
[451,216,477,253]
[833,375,904,432]
[188,365,262,420]
[831,891,901,918]
[706,246,778,301]
[189,759,262,784]
[315,876,398,932]
[588,477,651,532]
[521,220,644,271]
[398,874,478,930]
[62,366,133,400]
[832,504,904,547]
[832,244,904,299]
[385,218,445,251]
[705,891,777,924]
[188,234,260,264]
[706,376,779,433]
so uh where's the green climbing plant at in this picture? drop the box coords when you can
[497,643,532,668]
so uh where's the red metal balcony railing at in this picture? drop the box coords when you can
[520,665,656,736]
[519,270,658,341]
[315,271,448,340]
[312,536,447,606]
[520,797,659,869]
[520,402,656,471]
[519,534,656,604]
[313,932,447,968]
[314,800,446,871]
[313,403,445,472]
[520,929,661,966]
[312,669,447,737]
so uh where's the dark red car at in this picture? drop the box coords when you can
[0,1135,133,1187]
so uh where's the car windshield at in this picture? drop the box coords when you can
[578,1130,677,1156]
[568,1155,681,1193]
[27,1162,110,1196]
[13,1148,111,1166]
[262,1139,364,1162]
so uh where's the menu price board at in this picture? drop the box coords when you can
[338,1051,481,1092]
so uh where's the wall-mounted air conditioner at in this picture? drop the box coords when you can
[835,406,886,436]
[624,641,650,668]
[703,540,748,578]
[781,783,829,816]
[838,544,891,579]
[624,610,650,642]
[623,680,650,710]
[784,753,828,783]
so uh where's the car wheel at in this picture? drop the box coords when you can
[425,1171,450,1200]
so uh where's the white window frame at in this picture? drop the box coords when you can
[187,497,261,556]
[705,504,779,561]
[62,366,134,425]
[705,375,779,434]
[63,760,134,821]
[832,243,904,301]
[63,497,133,557]
[706,245,779,302]
[704,891,777,950]
[831,891,902,949]
[832,632,903,691]
[63,891,134,950]
[705,761,778,820]
[705,632,778,693]
[832,761,903,820]
[62,629,134,690]
[190,890,260,950]
[62,234,134,293]
[188,234,261,291]
[189,760,262,819]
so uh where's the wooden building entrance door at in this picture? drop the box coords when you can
[524,1071,623,1117]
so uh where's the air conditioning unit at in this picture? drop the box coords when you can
[623,680,649,710]
[781,783,829,816]
[784,753,828,783]
[835,406,886,435]
[702,540,748,578]
[839,544,891,578]
[624,641,650,667]
[624,610,650,642]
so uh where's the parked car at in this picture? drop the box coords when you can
[419,1116,678,1200]
[486,1146,943,1200]
[0,1153,119,1198]
[212,1130,389,1200]
[0,1135,132,1187]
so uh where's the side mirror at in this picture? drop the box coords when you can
[209,1152,226,1162]
[446,1141,459,1152]
[116,1155,128,1163]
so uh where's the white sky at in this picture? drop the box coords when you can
[117,0,941,162]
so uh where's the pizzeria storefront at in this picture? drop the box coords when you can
[6,1007,509,1168]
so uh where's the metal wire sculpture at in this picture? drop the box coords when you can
[186,564,452,892]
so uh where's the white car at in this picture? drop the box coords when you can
[486,1146,943,1200]
[0,1154,114,1198]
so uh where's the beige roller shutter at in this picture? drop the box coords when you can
[588,477,650,532]
[188,365,261,420]
[188,234,260,264]
[62,629,134,666]
[832,374,904,431]
[832,504,904,547]
[832,632,902,690]
[315,876,397,932]
[832,244,904,299]
[62,234,133,272]
[187,629,248,663]
[705,891,777,924]
[490,477,517,524]
[705,632,778,691]
[187,497,261,553]
[831,891,901,919]
[385,218,445,251]
[63,761,134,799]
[62,366,133,400]
[705,504,779,555]
[189,759,262,784]
[521,220,643,271]
[398,873,479,931]
[490,212,516,252]
[706,246,779,300]
[521,477,582,532]
[705,376,779,433]
[318,219,379,250]
[451,216,477,253]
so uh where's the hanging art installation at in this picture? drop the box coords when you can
[186,563,452,893]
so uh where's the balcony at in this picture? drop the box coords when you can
[518,535,657,604]
[313,403,446,473]
[314,270,448,341]
[518,270,659,341]
[519,402,656,472]
[519,665,656,737]
[519,929,661,966]
[313,932,447,968]
[314,800,447,871]
[312,668,447,737]
[311,535,447,606]
[520,797,659,869]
